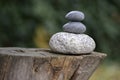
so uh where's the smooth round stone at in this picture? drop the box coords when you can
[49,32,96,54]
[65,11,85,21]
[63,22,86,34]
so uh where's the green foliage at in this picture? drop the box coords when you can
[0,0,37,47]
[0,0,120,61]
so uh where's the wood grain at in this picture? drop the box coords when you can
[0,48,106,80]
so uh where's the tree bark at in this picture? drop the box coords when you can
[0,47,106,80]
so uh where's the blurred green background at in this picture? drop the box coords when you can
[0,0,120,80]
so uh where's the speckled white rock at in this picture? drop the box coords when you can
[49,32,96,54]
[65,11,85,21]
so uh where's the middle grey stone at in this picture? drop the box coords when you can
[63,22,86,34]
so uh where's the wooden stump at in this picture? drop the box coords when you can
[0,48,106,80]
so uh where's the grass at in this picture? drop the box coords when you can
[90,62,120,80]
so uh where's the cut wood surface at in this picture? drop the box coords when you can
[0,47,107,80]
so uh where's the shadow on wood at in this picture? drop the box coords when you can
[0,48,106,80]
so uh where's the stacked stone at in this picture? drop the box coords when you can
[63,11,86,34]
[49,11,96,54]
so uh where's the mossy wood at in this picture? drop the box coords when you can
[0,48,106,80]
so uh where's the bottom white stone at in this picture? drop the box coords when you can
[49,32,96,54]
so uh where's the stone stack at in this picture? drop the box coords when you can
[49,11,96,54]
[63,11,86,34]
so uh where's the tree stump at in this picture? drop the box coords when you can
[0,47,106,80]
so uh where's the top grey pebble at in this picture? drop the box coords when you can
[65,11,85,21]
